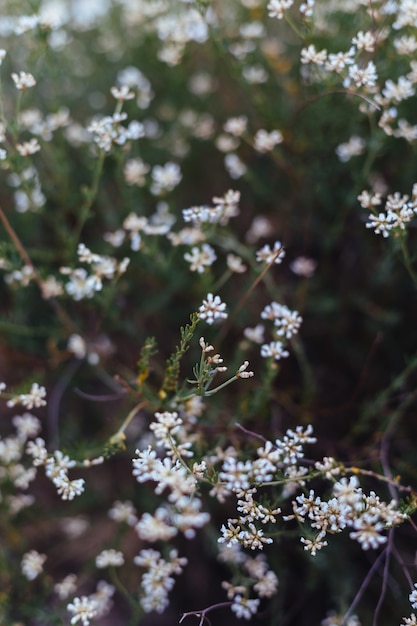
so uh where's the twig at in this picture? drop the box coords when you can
[180,601,232,626]
[372,529,394,626]
[235,422,268,444]
[215,246,284,345]
[0,204,77,335]
[340,549,387,626]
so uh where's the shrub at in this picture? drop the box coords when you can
[1,1,417,625]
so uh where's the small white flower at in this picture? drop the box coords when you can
[267,0,294,20]
[301,44,327,65]
[7,383,47,410]
[256,241,285,264]
[224,153,247,179]
[365,212,394,237]
[151,162,182,195]
[231,595,260,619]
[224,116,247,137]
[409,583,417,609]
[54,574,77,600]
[12,71,36,90]
[254,129,283,153]
[67,596,97,625]
[198,293,228,325]
[21,550,46,580]
[244,324,265,344]
[184,244,217,273]
[16,138,41,156]
[336,136,365,163]
[261,341,289,360]
[96,549,124,568]
[110,84,135,101]
[290,256,317,277]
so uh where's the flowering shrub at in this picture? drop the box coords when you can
[1,1,417,625]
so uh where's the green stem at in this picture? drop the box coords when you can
[111,400,148,443]
[284,13,305,40]
[399,236,417,288]
[204,375,238,396]
[74,150,106,241]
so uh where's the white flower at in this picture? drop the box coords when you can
[300,533,328,555]
[198,293,228,325]
[301,44,327,65]
[352,30,378,53]
[290,256,317,277]
[393,0,417,29]
[12,413,41,440]
[256,241,285,264]
[96,549,124,568]
[344,61,378,89]
[224,116,247,137]
[110,84,135,101]
[382,77,415,103]
[410,583,417,608]
[261,341,289,360]
[53,475,85,501]
[67,596,97,625]
[124,158,150,186]
[7,383,47,410]
[242,65,268,84]
[226,254,247,273]
[267,0,294,19]
[300,0,314,17]
[357,190,382,209]
[336,136,365,162]
[21,550,46,580]
[108,500,137,526]
[54,574,77,600]
[231,595,260,619]
[261,302,302,338]
[365,212,395,237]
[16,138,41,156]
[244,324,265,344]
[224,153,247,179]
[254,129,283,152]
[349,514,388,550]
[184,243,217,273]
[151,162,182,195]
[12,71,36,90]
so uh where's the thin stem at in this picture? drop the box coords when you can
[344,466,416,496]
[340,549,387,626]
[110,400,148,443]
[204,375,239,396]
[399,236,417,289]
[75,150,106,241]
[180,601,232,626]
[235,422,268,444]
[215,246,284,345]
[372,530,393,626]
[392,545,414,589]
[283,13,305,39]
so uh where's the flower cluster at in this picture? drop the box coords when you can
[361,184,417,238]
[26,439,85,501]
[59,243,130,301]
[87,111,144,153]
[288,475,406,554]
